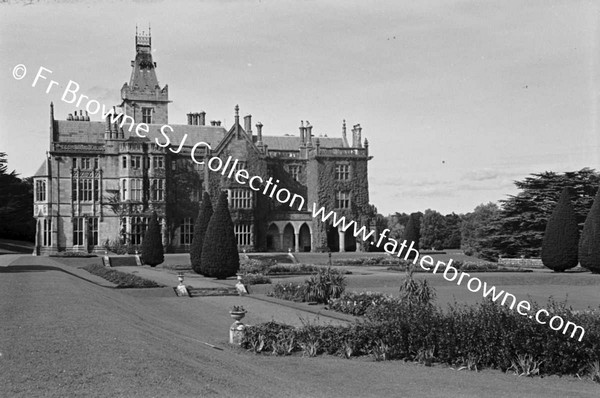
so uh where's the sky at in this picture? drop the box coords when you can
[1,0,599,215]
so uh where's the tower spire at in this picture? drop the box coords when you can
[120,26,170,124]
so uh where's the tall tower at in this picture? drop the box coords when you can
[120,26,170,124]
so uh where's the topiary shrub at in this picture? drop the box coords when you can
[200,191,239,279]
[141,211,164,267]
[190,191,213,275]
[403,212,420,259]
[541,188,579,272]
[580,186,600,273]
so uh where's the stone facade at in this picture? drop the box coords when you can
[33,30,375,255]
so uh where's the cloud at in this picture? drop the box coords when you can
[461,168,502,181]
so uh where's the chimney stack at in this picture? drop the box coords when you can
[357,124,362,148]
[244,115,252,135]
[199,111,206,126]
[256,122,263,145]
[351,124,358,147]
[306,121,313,146]
[187,113,193,125]
[299,120,305,145]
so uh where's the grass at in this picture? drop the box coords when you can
[82,264,162,288]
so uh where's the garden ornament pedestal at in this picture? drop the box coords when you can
[229,310,246,345]
[175,272,189,297]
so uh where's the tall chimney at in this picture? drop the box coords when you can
[187,113,193,125]
[256,122,263,145]
[341,119,348,147]
[357,124,362,148]
[199,111,206,126]
[299,120,305,145]
[244,115,252,135]
[351,124,358,147]
[306,121,313,146]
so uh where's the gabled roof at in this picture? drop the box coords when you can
[33,161,47,177]
[213,121,262,156]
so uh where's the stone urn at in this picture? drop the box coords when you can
[229,310,246,322]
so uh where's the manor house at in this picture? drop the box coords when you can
[33,30,374,254]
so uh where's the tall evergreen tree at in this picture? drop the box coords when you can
[541,188,579,272]
[481,168,599,258]
[201,191,239,279]
[141,211,164,267]
[420,209,446,250]
[0,152,35,241]
[579,187,600,273]
[190,191,213,275]
[403,212,421,258]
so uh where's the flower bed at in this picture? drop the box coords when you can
[82,264,161,288]
[328,291,394,316]
[267,267,347,303]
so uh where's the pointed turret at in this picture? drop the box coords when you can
[120,26,170,125]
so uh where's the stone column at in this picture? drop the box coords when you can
[294,232,300,253]
[279,232,284,252]
[83,217,89,253]
[356,238,362,252]
[338,230,345,252]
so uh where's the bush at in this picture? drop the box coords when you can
[239,258,275,274]
[141,211,164,267]
[267,282,307,302]
[580,186,600,273]
[304,267,347,303]
[201,191,240,279]
[190,192,213,275]
[268,267,347,303]
[542,188,579,272]
[103,238,139,255]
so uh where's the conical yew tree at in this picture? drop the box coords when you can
[141,211,164,267]
[579,186,600,273]
[403,213,420,259]
[541,188,579,272]
[201,191,239,279]
[190,191,213,275]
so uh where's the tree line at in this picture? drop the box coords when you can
[0,153,35,241]
[378,168,600,263]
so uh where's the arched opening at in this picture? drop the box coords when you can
[266,224,280,251]
[326,224,339,252]
[282,224,295,251]
[299,223,311,252]
[344,230,356,252]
